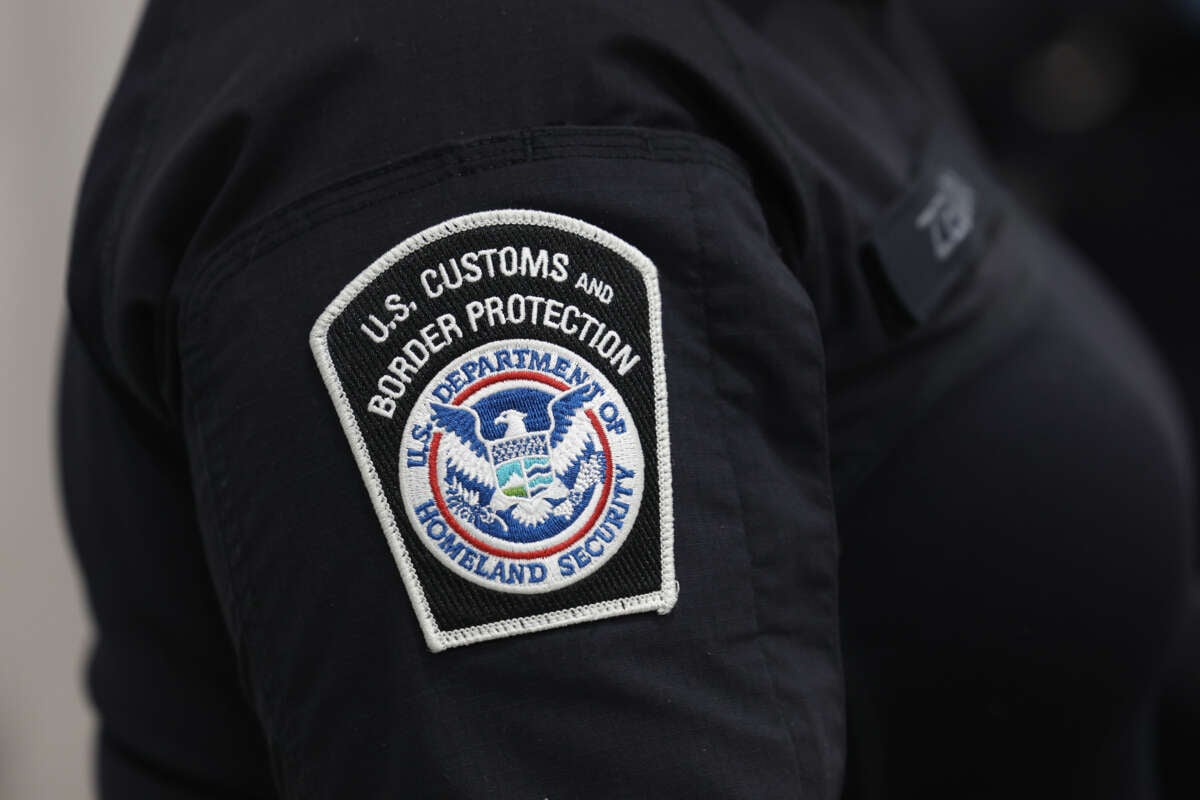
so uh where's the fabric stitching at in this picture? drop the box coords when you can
[196,127,746,269]
[179,343,271,751]
[188,147,742,319]
[184,130,752,313]
[192,145,747,308]
[218,217,296,792]
[209,130,723,261]
[697,8,841,790]
[685,170,809,795]
[185,213,321,794]
[182,275,312,800]
[197,132,732,275]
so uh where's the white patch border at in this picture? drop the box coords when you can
[310,209,677,652]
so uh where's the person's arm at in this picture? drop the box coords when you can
[64,3,844,796]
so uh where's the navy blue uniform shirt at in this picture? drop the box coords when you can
[60,1,1196,797]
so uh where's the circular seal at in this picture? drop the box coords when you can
[399,338,645,593]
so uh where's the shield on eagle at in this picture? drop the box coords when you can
[489,433,554,498]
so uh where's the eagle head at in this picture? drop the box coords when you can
[493,409,529,438]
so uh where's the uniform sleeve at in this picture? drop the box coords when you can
[176,127,842,800]
[69,3,845,798]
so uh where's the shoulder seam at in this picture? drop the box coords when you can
[182,126,753,320]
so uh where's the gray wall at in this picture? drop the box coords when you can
[0,1,143,797]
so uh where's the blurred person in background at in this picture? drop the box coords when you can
[912,1,1200,796]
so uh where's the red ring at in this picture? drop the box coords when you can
[427,370,615,559]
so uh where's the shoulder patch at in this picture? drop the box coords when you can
[310,209,676,651]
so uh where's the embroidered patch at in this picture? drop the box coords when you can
[310,210,676,651]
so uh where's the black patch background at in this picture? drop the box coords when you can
[325,222,661,633]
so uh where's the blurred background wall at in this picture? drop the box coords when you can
[0,1,142,797]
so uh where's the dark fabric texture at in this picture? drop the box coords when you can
[60,1,1194,798]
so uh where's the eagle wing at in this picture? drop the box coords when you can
[547,384,594,475]
[429,403,495,488]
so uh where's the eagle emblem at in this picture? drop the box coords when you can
[429,383,607,536]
